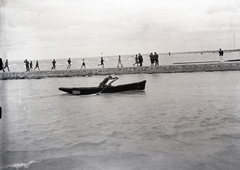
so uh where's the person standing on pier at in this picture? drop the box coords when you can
[149,53,154,66]
[51,59,56,70]
[132,55,139,66]
[67,58,71,69]
[138,53,143,66]
[219,48,224,63]
[98,57,104,68]
[0,58,4,72]
[154,52,159,66]
[81,59,86,69]
[34,60,40,70]
[24,59,30,71]
[30,61,33,71]
[4,59,10,71]
[117,55,123,67]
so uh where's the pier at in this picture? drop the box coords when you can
[1,62,240,80]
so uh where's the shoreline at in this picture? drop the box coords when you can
[1,62,240,80]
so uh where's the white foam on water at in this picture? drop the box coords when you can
[2,160,40,170]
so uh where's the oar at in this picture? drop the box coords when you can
[97,78,118,95]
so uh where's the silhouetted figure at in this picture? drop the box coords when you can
[0,58,4,72]
[34,61,40,70]
[98,57,104,68]
[132,55,139,66]
[219,48,224,63]
[24,59,30,71]
[30,61,33,71]
[67,58,71,69]
[81,59,86,69]
[154,52,159,66]
[98,75,118,88]
[117,55,123,67]
[149,53,154,66]
[51,59,56,70]
[4,59,10,71]
[138,53,143,66]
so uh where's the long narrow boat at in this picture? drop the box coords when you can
[59,80,146,95]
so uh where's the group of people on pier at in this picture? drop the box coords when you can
[1,59,10,72]
[0,58,10,72]
[24,59,40,71]
[98,53,144,68]
[149,52,159,66]
[0,52,159,72]
[132,53,144,66]
[0,49,226,72]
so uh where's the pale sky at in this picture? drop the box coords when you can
[0,0,240,60]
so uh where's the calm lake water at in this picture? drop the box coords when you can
[1,71,240,170]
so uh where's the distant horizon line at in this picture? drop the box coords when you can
[4,48,240,61]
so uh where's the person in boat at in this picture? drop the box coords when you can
[67,58,71,69]
[98,75,118,88]
[81,59,86,69]
[219,48,224,63]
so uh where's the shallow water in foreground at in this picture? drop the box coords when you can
[1,72,240,170]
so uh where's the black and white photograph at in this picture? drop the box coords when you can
[1,0,240,169]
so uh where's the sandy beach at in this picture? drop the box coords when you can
[1,62,240,80]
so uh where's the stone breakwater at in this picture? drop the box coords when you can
[1,62,240,80]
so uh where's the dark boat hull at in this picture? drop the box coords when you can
[59,80,146,95]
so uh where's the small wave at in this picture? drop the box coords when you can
[1,160,41,170]
[158,133,174,140]
[67,139,108,150]
[219,117,240,124]
[211,133,240,140]
[107,131,131,139]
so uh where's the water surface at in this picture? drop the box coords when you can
[1,72,240,170]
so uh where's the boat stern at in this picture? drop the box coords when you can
[138,80,146,90]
